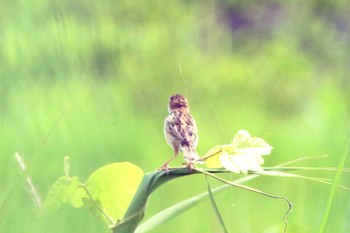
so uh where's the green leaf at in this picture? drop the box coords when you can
[232,130,273,156]
[85,162,143,224]
[69,186,86,208]
[205,145,226,168]
[205,130,273,174]
[220,153,263,174]
[114,168,196,233]
[41,176,81,214]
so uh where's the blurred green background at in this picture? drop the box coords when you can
[1,0,350,232]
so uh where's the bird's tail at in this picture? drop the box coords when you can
[182,146,204,164]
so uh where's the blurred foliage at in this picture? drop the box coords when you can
[1,0,350,232]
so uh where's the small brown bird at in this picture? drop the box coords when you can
[161,94,204,170]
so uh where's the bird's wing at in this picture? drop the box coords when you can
[165,111,198,146]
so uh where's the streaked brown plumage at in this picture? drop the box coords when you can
[161,94,203,170]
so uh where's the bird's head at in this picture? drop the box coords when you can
[168,94,189,112]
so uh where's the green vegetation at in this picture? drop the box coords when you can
[1,1,350,232]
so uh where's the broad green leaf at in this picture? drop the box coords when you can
[69,186,86,208]
[114,169,195,233]
[205,146,225,168]
[232,130,273,156]
[205,144,233,168]
[85,162,143,224]
[220,153,263,174]
[41,176,81,214]
[205,130,273,173]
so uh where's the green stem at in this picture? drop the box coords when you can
[194,168,292,233]
[81,183,116,226]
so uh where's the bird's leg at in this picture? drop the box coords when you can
[185,162,195,173]
[159,147,179,172]
[159,155,177,171]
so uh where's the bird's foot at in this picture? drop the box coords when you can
[185,162,195,173]
[158,163,170,173]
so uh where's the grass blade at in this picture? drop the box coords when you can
[206,175,229,233]
[318,137,350,233]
